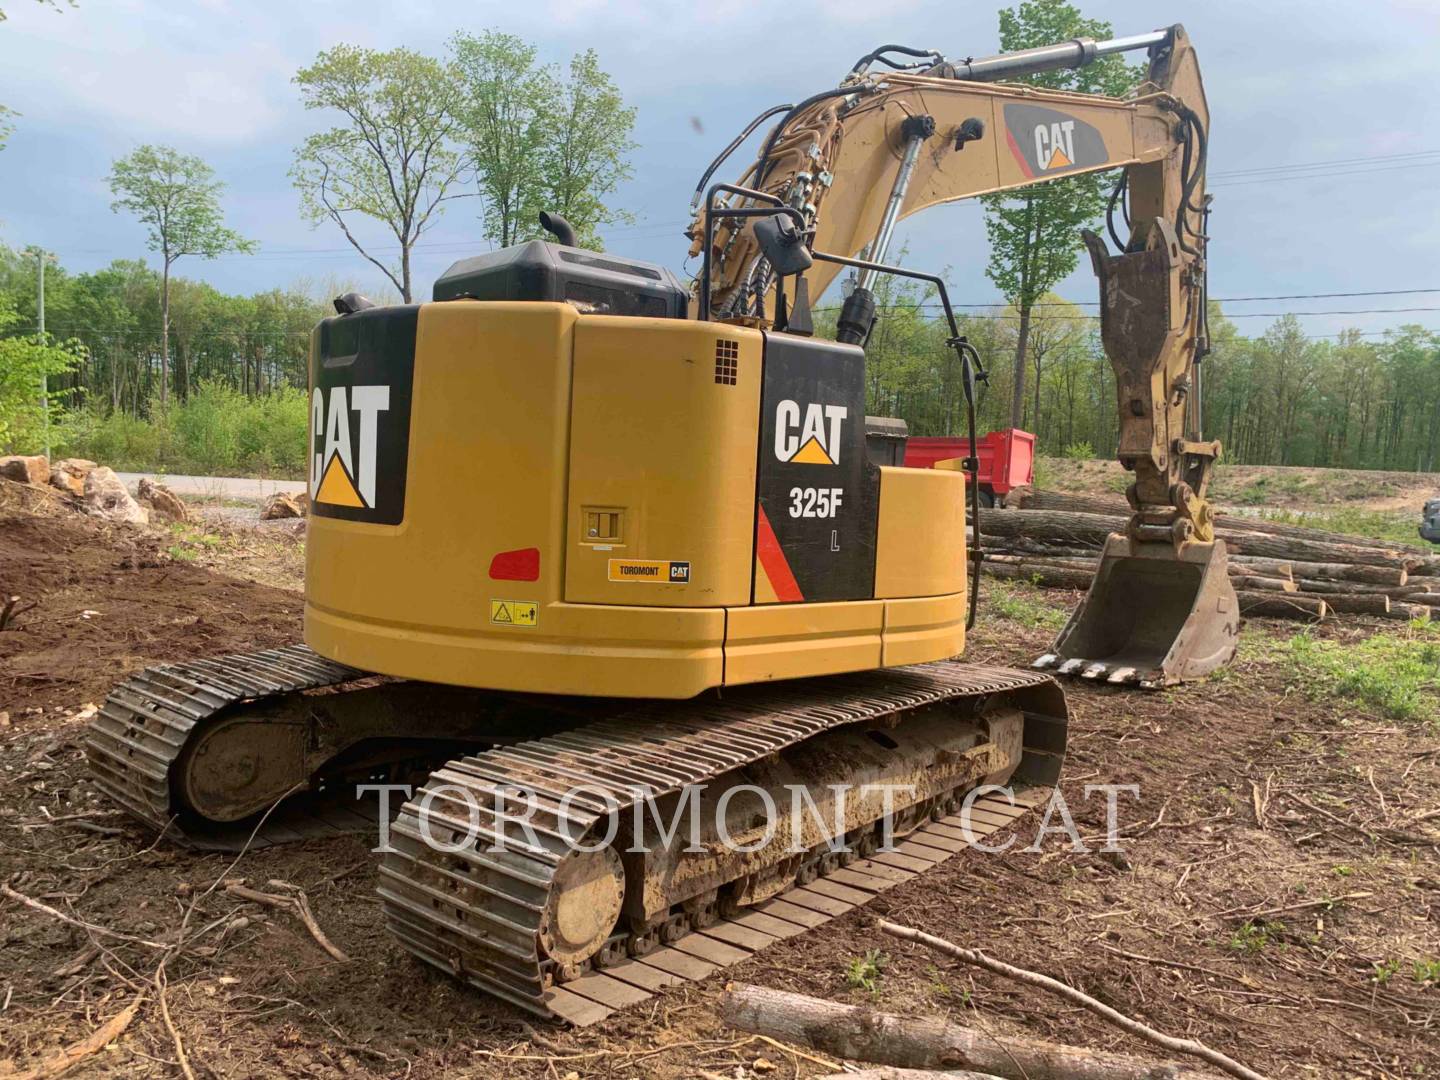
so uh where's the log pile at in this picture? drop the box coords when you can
[976,488,1438,624]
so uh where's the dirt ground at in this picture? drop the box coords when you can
[0,479,1436,1079]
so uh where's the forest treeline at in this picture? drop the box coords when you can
[828,272,1440,474]
[3,242,1437,476]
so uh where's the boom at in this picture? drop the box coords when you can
[693,25,1235,686]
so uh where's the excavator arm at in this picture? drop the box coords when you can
[693,25,1236,686]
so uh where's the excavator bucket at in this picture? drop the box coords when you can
[1034,534,1239,688]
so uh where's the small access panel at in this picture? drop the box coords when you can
[753,333,880,603]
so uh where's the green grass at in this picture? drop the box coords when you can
[984,579,1069,631]
[1282,623,1440,725]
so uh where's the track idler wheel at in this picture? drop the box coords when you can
[538,845,625,971]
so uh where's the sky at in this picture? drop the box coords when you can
[2,0,1439,342]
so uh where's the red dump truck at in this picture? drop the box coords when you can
[903,428,1035,506]
[863,422,1035,506]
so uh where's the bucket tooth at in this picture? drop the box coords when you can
[1032,654,1058,670]
[1044,534,1239,689]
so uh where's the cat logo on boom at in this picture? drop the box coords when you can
[311,385,389,510]
[1034,119,1076,170]
[774,400,847,466]
[1002,103,1108,178]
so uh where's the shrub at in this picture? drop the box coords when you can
[58,382,310,478]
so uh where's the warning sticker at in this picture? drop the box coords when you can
[490,599,538,627]
[607,559,691,584]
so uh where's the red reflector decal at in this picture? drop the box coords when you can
[489,547,540,581]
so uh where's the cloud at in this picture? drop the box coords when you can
[4,1,295,144]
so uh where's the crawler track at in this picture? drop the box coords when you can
[84,645,371,849]
[377,662,1066,1022]
[537,784,1052,1025]
[86,650,1066,1024]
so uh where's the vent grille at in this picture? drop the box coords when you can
[714,340,739,385]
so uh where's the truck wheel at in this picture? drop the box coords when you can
[976,490,995,508]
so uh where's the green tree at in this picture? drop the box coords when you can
[980,0,1138,429]
[450,37,636,251]
[535,49,636,249]
[450,31,558,248]
[108,144,254,408]
[0,299,84,452]
[291,46,465,302]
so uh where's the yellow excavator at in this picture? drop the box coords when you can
[86,23,1232,1021]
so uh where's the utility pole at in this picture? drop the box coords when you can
[36,247,50,460]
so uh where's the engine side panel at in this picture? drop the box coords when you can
[563,319,764,607]
[753,333,880,604]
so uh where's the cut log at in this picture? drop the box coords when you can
[981,562,1092,591]
[1231,575,1298,593]
[1218,511,1428,553]
[978,508,1412,569]
[718,983,1227,1080]
[873,923,1265,1080]
[1236,557,1403,586]
[1316,594,1390,616]
[992,554,1293,592]
[1237,592,1328,621]
[1294,579,1428,598]
[1011,488,1128,516]
[996,539,1106,558]
[1014,487,1430,555]
[1389,603,1432,622]
[1223,555,1291,580]
[1399,593,1440,607]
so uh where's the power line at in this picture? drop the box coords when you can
[1209,161,1440,189]
[940,287,1440,309]
[1207,149,1440,179]
[813,306,1440,321]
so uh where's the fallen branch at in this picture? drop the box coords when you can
[9,990,144,1079]
[1216,891,1374,922]
[875,920,1266,1080]
[0,884,168,950]
[225,882,349,962]
[0,594,37,631]
[719,982,1228,1079]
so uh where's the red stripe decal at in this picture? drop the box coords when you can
[755,503,804,603]
[1004,125,1035,179]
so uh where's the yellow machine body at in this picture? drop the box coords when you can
[304,301,968,699]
